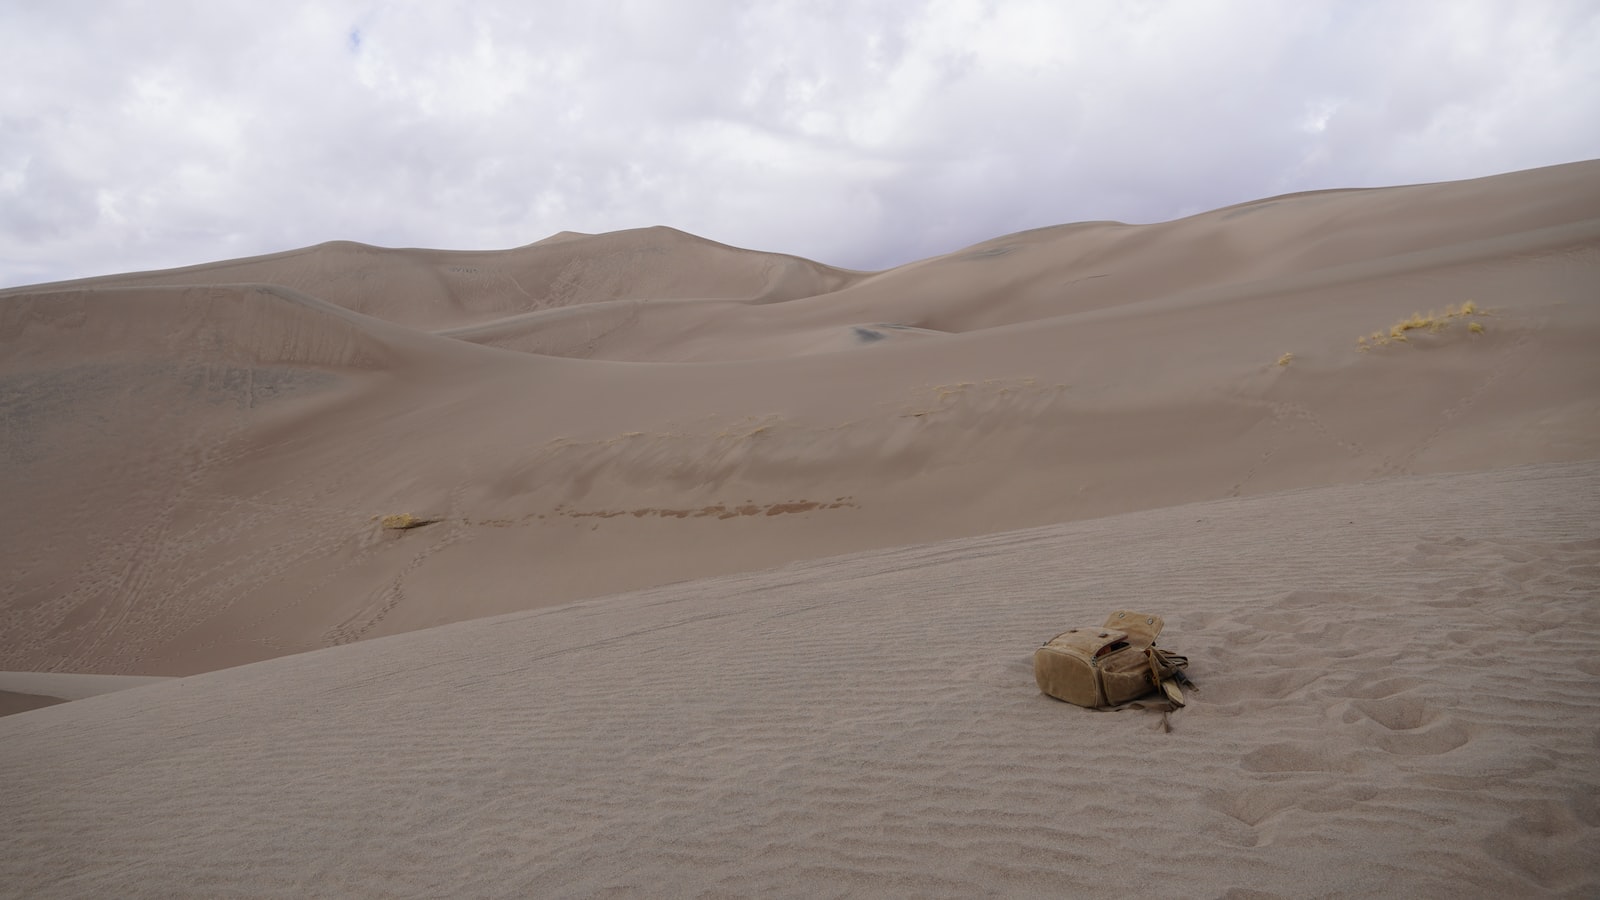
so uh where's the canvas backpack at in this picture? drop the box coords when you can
[1034,610,1191,709]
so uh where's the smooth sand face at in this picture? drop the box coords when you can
[0,161,1598,894]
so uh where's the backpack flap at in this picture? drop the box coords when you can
[1103,610,1163,649]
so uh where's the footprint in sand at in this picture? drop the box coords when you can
[1344,694,1471,756]
[1479,798,1594,891]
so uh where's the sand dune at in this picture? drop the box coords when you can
[2,162,1598,677]
[6,226,866,333]
[2,463,1596,897]
[429,161,1600,362]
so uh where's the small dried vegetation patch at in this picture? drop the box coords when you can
[378,513,436,530]
[1358,301,1486,352]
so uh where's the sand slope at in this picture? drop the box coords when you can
[2,463,1596,898]
[2,162,1598,676]
[0,671,169,716]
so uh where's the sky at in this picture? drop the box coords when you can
[2,0,1597,287]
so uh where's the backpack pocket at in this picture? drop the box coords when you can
[1033,628,1130,707]
[1096,643,1162,706]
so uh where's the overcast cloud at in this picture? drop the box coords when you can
[2,0,1597,286]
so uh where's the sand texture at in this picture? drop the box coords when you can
[2,463,1598,897]
[2,161,1599,896]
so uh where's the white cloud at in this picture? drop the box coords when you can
[1,0,1596,286]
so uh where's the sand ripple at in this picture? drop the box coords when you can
[2,462,1597,897]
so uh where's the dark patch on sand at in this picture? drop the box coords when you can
[0,690,68,718]
[547,497,858,522]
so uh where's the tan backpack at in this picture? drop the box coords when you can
[1034,610,1191,709]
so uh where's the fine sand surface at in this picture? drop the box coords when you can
[2,463,1597,897]
[2,161,1597,677]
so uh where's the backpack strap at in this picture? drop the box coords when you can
[1145,647,1183,708]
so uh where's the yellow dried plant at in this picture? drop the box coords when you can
[1362,301,1485,350]
[379,513,434,530]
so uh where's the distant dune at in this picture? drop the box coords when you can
[1,161,1597,896]
[8,226,866,333]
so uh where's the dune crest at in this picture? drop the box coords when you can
[3,226,867,334]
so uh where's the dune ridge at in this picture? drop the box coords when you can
[1,226,867,333]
